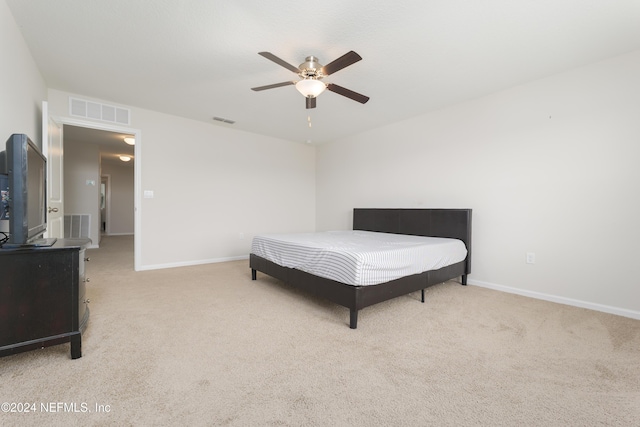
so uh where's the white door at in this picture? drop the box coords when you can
[41,101,64,238]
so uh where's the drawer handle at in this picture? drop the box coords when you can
[83,299,90,304]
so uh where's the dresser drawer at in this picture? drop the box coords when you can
[78,248,90,332]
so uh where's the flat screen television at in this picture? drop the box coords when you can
[0,134,49,246]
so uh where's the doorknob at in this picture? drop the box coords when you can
[48,207,59,213]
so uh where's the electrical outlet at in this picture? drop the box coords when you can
[526,252,536,264]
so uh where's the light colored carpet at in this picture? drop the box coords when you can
[1,235,639,426]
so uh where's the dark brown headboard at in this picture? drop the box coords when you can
[353,208,472,274]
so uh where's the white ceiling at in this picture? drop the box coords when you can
[7,0,640,144]
[63,125,135,167]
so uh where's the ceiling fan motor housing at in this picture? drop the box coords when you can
[299,56,325,79]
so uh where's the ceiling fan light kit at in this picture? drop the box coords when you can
[252,51,369,109]
[295,78,326,98]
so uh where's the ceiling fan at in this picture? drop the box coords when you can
[251,51,370,109]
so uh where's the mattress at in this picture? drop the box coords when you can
[251,230,467,286]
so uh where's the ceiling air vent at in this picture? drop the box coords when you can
[69,97,131,125]
[212,116,235,124]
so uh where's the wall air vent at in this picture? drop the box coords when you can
[69,97,131,125]
[64,214,91,239]
[212,116,235,124]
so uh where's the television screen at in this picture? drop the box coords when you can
[26,142,46,237]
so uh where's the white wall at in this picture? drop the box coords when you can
[0,0,46,147]
[63,139,101,246]
[101,161,134,235]
[47,89,316,270]
[0,0,46,238]
[316,50,640,317]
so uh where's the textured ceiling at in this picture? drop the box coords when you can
[6,0,640,144]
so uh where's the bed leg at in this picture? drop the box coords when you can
[421,289,425,303]
[461,274,467,286]
[251,269,256,280]
[349,310,358,329]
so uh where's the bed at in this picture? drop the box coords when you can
[250,208,472,329]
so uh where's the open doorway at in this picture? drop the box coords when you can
[100,175,110,235]
[43,105,141,269]
[62,125,135,248]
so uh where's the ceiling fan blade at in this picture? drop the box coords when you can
[251,81,295,91]
[258,52,300,74]
[326,83,370,104]
[305,97,316,109]
[322,51,362,75]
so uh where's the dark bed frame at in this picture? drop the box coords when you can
[250,208,472,329]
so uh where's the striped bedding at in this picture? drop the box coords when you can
[251,230,467,287]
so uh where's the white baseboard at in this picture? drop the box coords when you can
[137,254,249,271]
[132,261,640,320]
[468,279,640,320]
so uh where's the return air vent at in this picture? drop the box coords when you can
[69,97,131,125]
[212,116,235,124]
[64,214,91,239]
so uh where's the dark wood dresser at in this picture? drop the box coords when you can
[0,238,91,359]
